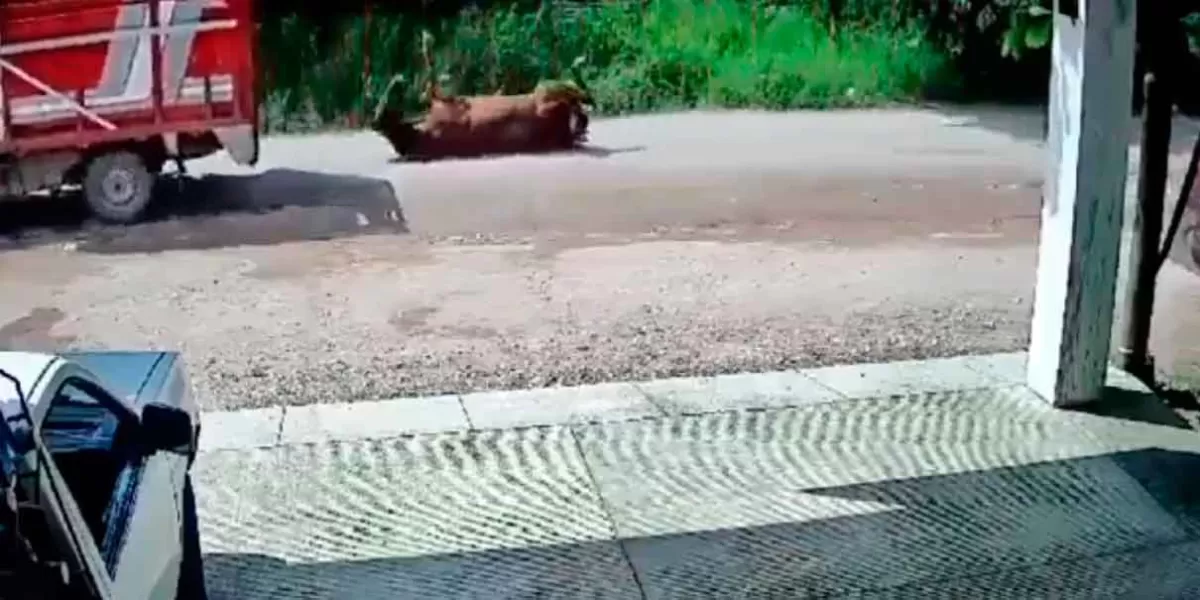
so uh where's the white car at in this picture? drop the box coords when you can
[0,350,206,599]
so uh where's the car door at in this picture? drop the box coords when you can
[40,374,184,600]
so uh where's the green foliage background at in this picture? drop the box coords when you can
[254,0,1076,133]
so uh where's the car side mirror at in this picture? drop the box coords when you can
[140,403,193,455]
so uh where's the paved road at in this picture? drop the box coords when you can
[3,106,1200,409]
[3,107,1049,253]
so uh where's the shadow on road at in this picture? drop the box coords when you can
[929,103,1200,154]
[200,388,1200,599]
[388,144,647,163]
[930,103,1047,145]
[0,168,407,254]
[572,144,647,158]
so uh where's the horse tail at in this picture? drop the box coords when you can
[371,74,408,130]
[568,55,593,106]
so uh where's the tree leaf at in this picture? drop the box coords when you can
[976,6,997,32]
[1025,18,1052,49]
[1001,24,1025,59]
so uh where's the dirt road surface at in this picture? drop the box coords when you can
[3,106,1200,410]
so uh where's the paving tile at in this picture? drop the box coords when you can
[801,356,998,399]
[461,382,659,429]
[198,407,284,452]
[962,351,1157,396]
[279,395,468,444]
[635,371,844,415]
[202,539,640,600]
[198,427,638,599]
[575,388,1187,599]
[193,446,284,559]
[855,539,1200,599]
[959,352,1028,385]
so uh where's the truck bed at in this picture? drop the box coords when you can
[0,0,258,156]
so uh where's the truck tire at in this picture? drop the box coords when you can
[175,477,208,600]
[82,151,154,224]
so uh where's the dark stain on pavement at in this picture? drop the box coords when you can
[390,307,439,332]
[0,307,74,349]
[389,305,501,339]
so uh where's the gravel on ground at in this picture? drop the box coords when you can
[0,232,1035,410]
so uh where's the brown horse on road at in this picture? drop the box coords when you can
[371,59,593,161]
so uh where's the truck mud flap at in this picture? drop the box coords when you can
[1176,202,1200,276]
[214,124,259,167]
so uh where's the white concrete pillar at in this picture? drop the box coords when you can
[1027,0,1138,407]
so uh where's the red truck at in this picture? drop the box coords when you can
[0,0,260,224]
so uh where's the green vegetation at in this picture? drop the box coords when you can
[263,0,1144,132]
[259,0,956,132]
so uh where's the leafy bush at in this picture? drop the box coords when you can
[258,0,954,131]
[258,0,1200,129]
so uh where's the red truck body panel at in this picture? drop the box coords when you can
[0,0,258,156]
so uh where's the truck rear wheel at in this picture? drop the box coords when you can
[82,151,154,224]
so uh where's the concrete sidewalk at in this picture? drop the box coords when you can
[193,354,1200,599]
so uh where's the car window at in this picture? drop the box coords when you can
[41,377,143,572]
[42,380,124,454]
